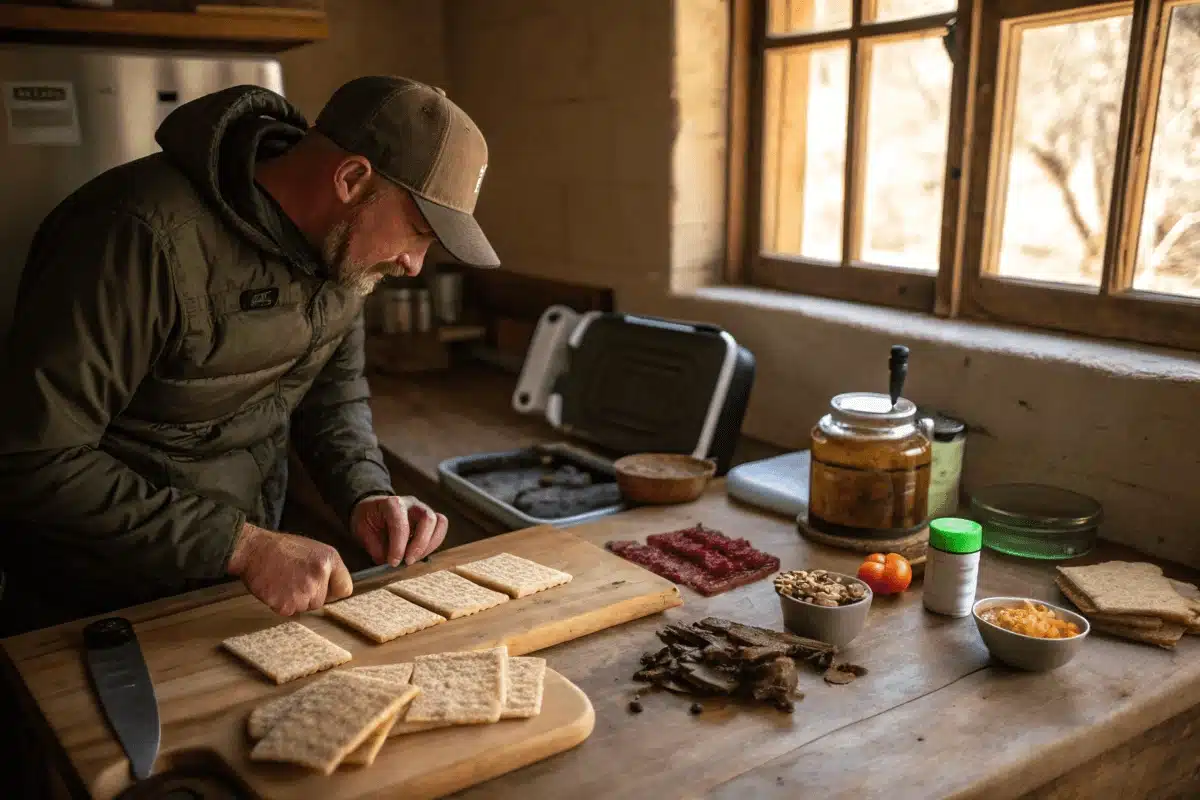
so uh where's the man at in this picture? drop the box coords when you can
[0,76,499,635]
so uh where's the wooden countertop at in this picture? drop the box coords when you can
[5,365,1198,797]
[455,486,1200,799]
[5,484,1198,799]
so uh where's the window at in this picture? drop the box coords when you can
[733,0,1200,351]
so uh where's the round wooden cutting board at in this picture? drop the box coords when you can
[94,668,594,800]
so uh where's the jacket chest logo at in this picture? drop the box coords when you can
[240,287,280,311]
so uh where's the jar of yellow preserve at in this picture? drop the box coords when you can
[807,346,933,537]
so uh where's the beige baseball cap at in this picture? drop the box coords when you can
[314,75,499,268]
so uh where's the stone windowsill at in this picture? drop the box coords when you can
[681,285,1200,382]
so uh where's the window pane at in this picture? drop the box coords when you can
[859,35,952,270]
[994,15,1132,288]
[768,0,852,35]
[872,0,956,24]
[761,45,850,262]
[1133,4,1200,298]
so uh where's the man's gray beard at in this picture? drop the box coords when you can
[322,217,386,297]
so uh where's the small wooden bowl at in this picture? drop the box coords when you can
[613,453,716,505]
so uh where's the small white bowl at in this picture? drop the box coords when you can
[776,572,873,649]
[973,597,1089,672]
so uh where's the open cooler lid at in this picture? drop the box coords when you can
[544,312,739,458]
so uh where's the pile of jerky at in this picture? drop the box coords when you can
[633,617,866,712]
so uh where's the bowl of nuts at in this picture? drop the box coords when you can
[773,569,873,649]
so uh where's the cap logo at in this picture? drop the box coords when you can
[474,163,487,195]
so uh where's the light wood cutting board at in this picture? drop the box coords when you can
[4,526,682,799]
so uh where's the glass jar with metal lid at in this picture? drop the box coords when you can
[808,392,934,537]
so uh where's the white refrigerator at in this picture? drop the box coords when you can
[0,44,285,339]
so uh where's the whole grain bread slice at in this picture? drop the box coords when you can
[249,672,412,775]
[222,622,351,685]
[1056,562,1194,624]
[453,553,573,598]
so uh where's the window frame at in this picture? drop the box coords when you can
[736,0,961,312]
[730,0,1200,351]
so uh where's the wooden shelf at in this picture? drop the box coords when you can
[0,3,327,49]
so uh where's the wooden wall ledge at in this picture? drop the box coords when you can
[0,3,328,49]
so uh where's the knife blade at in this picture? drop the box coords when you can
[82,617,160,781]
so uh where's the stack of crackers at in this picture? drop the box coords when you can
[245,646,548,774]
[217,552,571,775]
[1055,561,1200,649]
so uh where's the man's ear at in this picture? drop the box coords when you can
[332,156,373,204]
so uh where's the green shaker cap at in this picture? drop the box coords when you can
[929,517,983,554]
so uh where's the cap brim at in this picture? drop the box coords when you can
[411,194,500,268]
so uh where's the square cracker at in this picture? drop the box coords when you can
[1091,620,1187,650]
[454,553,573,598]
[1057,562,1194,624]
[340,712,399,768]
[1055,576,1163,630]
[406,646,508,724]
[250,672,415,775]
[502,656,547,719]
[222,622,351,685]
[387,570,509,619]
[352,663,415,685]
[1168,580,1200,634]
[246,664,415,740]
[324,590,447,643]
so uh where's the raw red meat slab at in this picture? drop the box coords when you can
[608,524,780,597]
[605,540,706,586]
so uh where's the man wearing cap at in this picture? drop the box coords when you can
[0,76,498,634]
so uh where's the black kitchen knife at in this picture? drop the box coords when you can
[82,617,160,781]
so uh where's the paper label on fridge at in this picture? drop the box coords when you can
[3,81,82,146]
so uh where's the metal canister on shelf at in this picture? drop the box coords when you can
[415,288,433,333]
[434,271,464,324]
[382,287,412,334]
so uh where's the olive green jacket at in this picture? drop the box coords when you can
[0,86,393,612]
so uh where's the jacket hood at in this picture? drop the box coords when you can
[155,85,310,260]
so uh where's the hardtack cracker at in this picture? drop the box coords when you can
[249,672,414,775]
[405,646,508,724]
[222,622,351,685]
[387,570,509,619]
[324,589,446,643]
[246,664,416,740]
[454,553,573,598]
[1057,562,1194,624]
[501,656,547,719]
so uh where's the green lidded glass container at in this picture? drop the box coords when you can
[969,483,1102,560]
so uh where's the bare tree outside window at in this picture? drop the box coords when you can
[1135,5,1200,298]
[747,0,1200,349]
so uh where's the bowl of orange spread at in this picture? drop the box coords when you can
[973,597,1089,671]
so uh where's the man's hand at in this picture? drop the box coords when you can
[351,495,448,568]
[227,523,353,615]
